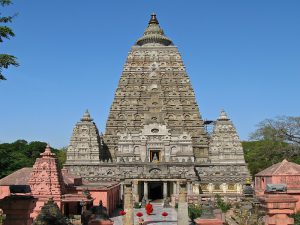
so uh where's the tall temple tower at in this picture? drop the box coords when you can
[65,14,250,201]
[104,13,209,163]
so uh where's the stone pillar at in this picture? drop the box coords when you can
[173,182,177,194]
[193,184,200,195]
[120,182,124,201]
[177,181,189,225]
[163,182,168,199]
[141,143,147,162]
[144,181,148,200]
[133,180,139,203]
[123,181,134,225]
[221,183,228,194]
[187,182,192,195]
[260,193,297,225]
[177,181,180,194]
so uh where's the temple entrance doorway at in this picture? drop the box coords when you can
[149,181,163,200]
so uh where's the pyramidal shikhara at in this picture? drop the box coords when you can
[65,14,250,199]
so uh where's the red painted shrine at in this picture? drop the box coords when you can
[0,145,120,225]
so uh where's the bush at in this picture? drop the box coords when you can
[215,194,231,213]
[188,204,202,220]
[134,202,141,209]
[290,213,300,225]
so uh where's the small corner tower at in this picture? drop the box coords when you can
[66,110,101,164]
[209,110,246,163]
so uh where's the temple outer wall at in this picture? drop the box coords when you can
[83,184,120,216]
[0,186,10,200]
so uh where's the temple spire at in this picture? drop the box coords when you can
[149,13,159,24]
[66,109,101,164]
[136,13,172,46]
[81,109,93,122]
[40,144,55,157]
[209,109,247,164]
[218,109,229,121]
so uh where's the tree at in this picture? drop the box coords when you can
[242,140,296,177]
[56,147,67,168]
[250,116,300,145]
[215,194,231,213]
[188,204,202,221]
[243,115,300,177]
[33,198,71,225]
[0,140,65,178]
[290,213,300,225]
[0,0,19,80]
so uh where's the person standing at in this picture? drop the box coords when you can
[145,201,153,215]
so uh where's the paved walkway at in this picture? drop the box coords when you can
[111,203,177,225]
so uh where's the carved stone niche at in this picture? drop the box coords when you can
[149,168,162,178]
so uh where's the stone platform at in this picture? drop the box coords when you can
[111,203,178,225]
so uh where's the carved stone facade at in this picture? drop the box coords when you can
[104,30,209,162]
[209,110,246,164]
[64,14,250,199]
[28,144,65,216]
[66,110,102,164]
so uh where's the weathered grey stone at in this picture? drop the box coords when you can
[209,110,246,164]
[123,181,134,225]
[177,182,189,225]
[66,110,101,164]
[64,14,250,199]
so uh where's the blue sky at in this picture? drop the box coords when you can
[1,1,299,148]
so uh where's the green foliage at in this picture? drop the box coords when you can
[244,115,300,177]
[0,26,14,41]
[0,0,12,6]
[33,198,71,225]
[250,116,300,145]
[188,204,202,220]
[134,202,142,209]
[215,194,231,213]
[242,140,300,177]
[290,213,300,225]
[0,140,66,178]
[0,0,19,80]
[56,147,67,168]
